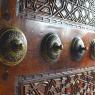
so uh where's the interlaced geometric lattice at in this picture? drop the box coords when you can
[17,67,95,95]
[17,0,95,27]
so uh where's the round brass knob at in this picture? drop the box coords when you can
[41,33,63,62]
[0,27,27,66]
[71,37,86,61]
[52,43,63,52]
[10,39,23,51]
[78,45,86,53]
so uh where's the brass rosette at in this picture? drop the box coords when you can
[0,27,27,66]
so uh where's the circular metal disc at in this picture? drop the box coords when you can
[0,27,27,66]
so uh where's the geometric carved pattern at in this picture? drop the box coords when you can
[17,0,95,27]
[16,67,95,95]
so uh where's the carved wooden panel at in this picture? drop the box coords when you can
[17,0,95,27]
[16,67,95,95]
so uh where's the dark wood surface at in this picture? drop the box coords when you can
[0,0,95,95]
